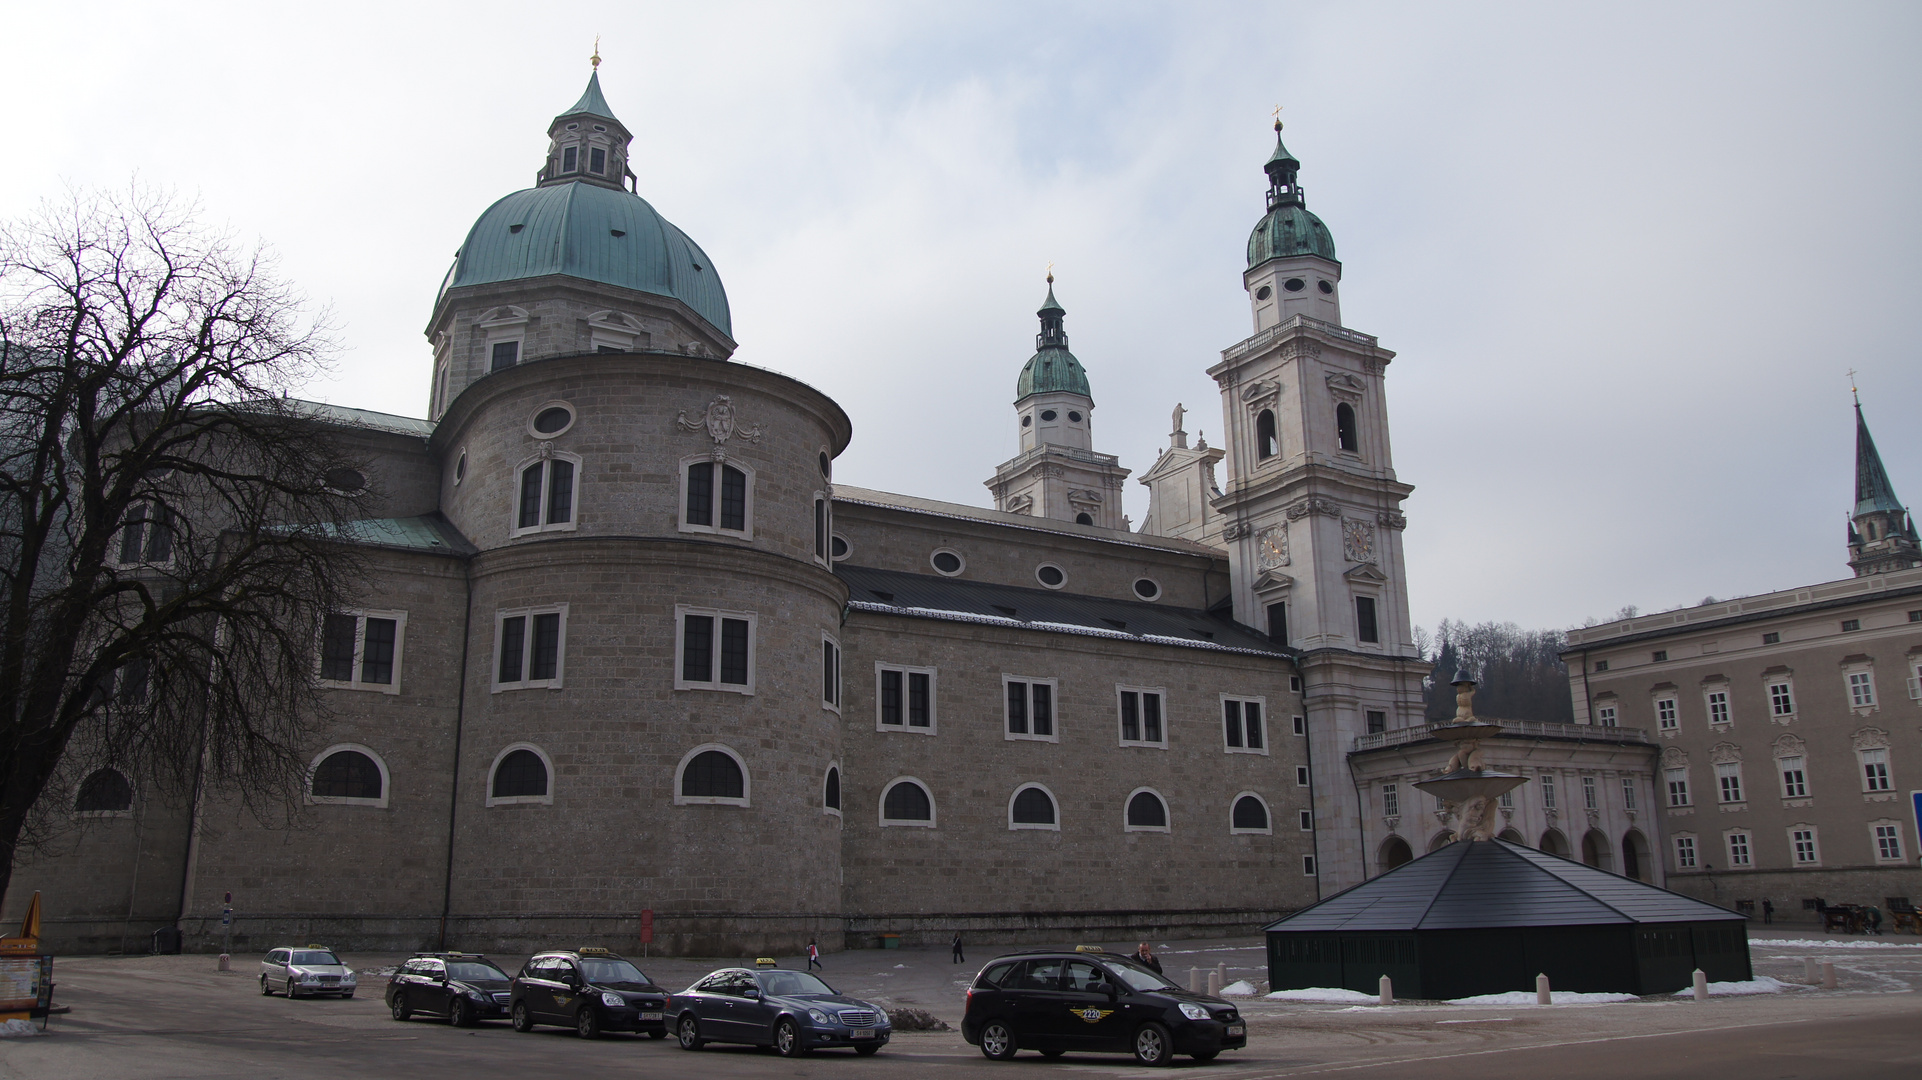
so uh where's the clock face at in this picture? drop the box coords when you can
[1257,524,1288,571]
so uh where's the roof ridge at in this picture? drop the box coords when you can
[1506,841,1641,922]
[1412,840,1473,928]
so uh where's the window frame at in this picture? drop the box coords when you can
[316,609,408,695]
[1788,825,1821,866]
[1115,685,1169,749]
[526,400,577,440]
[928,547,966,577]
[1354,595,1380,645]
[674,605,757,695]
[1123,786,1171,834]
[1766,677,1795,719]
[1778,754,1809,799]
[72,767,135,818]
[1871,821,1906,863]
[485,742,554,807]
[820,633,842,714]
[1381,783,1400,819]
[1846,668,1878,711]
[1665,766,1691,807]
[492,604,569,692]
[875,663,938,734]
[305,743,390,808]
[1002,675,1060,743]
[508,451,583,538]
[677,454,756,539]
[1220,694,1269,755]
[1007,782,1061,832]
[878,776,937,828]
[1673,834,1698,869]
[1230,791,1273,835]
[479,307,528,374]
[1655,696,1678,732]
[1704,687,1731,727]
[812,492,831,566]
[822,762,842,819]
[1594,703,1617,728]
[1582,774,1600,811]
[1714,761,1745,805]
[113,499,176,569]
[1859,747,1893,792]
[1725,830,1752,867]
[673,743,751,808]
[1620,776,1638,811]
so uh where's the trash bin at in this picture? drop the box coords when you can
[151,926,181,955]
[880,933,901,950]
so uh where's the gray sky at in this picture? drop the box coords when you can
[8,2,1918,636]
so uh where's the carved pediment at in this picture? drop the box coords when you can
[1709,741,1742,765]
[1253,571,1295,594]
[1771,733,1806,757]
[1344,563,1387,583]
[1326,372,1366,402]
[1241,380,1281,411]
[1661,746,1689,768]
[1852,726,1890,751]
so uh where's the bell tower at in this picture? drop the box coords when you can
[1208,119,1424,891]
[1847,397,1922,576]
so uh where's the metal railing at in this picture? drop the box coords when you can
[1351,718,1652,753]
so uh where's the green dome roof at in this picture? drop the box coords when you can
[1247,203,1337,267]
[1016,347,1090,401]
[447,180,732,337]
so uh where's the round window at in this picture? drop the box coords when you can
[1036,564,1065,588]
[1133,578,1160,601]
[1284,278,1306,292]
[1067,411,1082,422]
[1318,279,1334,294]
[1022,415,1033,427]
[1256,285,1273,301]
[454,453,467,483]
[323,467,366,493]
[1040,410,1058,422]
[531,404,574,436]
[819,451,831,479]
[931,550,963,575]
[830,535,850,560]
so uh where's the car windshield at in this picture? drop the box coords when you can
[446,961,508,982]
[758,970,835,997]
[580,959,651,987]
[1105,959,1180,993]
[290,951,340,966]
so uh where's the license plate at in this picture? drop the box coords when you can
[640,1012,662,1021]
[1227,1024,1246,1036]
[850,1029,875,1039]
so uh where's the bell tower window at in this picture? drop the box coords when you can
[562,146,578,174]
[491,341,520,372]
[589,147,606,175]
[1336,402,1358,452]
[1256,409,1279,460]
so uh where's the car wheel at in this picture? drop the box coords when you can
[855,1043,882,1056]
[1132,1022,1173,1067]
[677,1014,704,1050]
[511,1001,535,1033]
[287,983,302,1000]
[391,996,412,1022]
[260,976,273,997]
[449,997,475,1028]
[576,1007,601,1040]
[979,1019,1018,1061]
[773,1018,807,1057]
[1192,1050,1219,1062]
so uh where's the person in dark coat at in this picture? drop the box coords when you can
[1134,943,1162,973]
[1762,898,1774,925]
[951,932,965,964]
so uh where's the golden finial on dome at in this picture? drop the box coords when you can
[591,35,602,70]
[1046,261,1054,285]
[1272,103,1283,132]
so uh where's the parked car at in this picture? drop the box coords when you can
[386,953,513,1026]
[961,949,1245,1065]
[672,966,892,1057]
[509,948,671,1039]
[259,946,358,999]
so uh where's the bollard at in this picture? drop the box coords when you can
[1216,962,1228,989]
[1206,969,1223,997]
[1379,975,1394,1006]
[1804,957,1819,984]
[1691,969,1708,1001]
[217,953,230,972]
[1189,967,1202,993]
[1535,973,1551,1005]
[1821,961,1836,989]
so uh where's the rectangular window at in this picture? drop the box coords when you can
[1594,659,1609,672]
[1381,783,1400,818]
[1874,823,1904,861]
[1296,765,1310,787]
[720,467,746,531]
[318,611,406,693]
[1666,767,1691,807]
[1706,690,1730,725]
[685,462,713,526]
[561,145,577,173]
[1289,676,1302,693]
[515,458,578,534]
[1715,762,1744,804]
[1299,809,1314,831]
[490,340,520,372]
[1841,619,1861,632]
[1116,687,1167,747]
[675,605,754,693]
[1768,681,1794,716]
[1583,775,1599,810]
[1355,597,1379,644]
[1498,788,1514,809]
[1596,704,1618,727]
[1674,836,1697,869]
[682,460,751,535]
[1541,774,1557,809]
[814,499,827,561]
[1791,828,1819,864]
[1003,677,1057,741]
[1302,855,1317,876]
[1620,777,1637,811]
[1779,756,1808,798]
[1222,696,1266,753]
[1762,631,1780,644]
[495,605,566,691]
[1726,832,1751,867]
[1366,709,1386,734]
[1266,602,1288,645]
[1652,650,1667,662]
[1292,715,1306,736]
[1656,697,1678,730]
[589,146,606,174]
[1860,748,1892,792]
[1848,671,1876,708]
[877,665,935,732]
[820,636,841,711]
[117,501,175,566]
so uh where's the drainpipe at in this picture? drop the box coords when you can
[438,559,476,949]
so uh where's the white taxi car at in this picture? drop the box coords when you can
[260,945,358,998]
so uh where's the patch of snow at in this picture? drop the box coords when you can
[0,1019,42,1037]
[1671,976,1794,997]
[1748,938,1922,950]
[1266,987,1379,1003]
[1449,990,1638,1005]
[1220,980,1258,996]
[894,964,907,969]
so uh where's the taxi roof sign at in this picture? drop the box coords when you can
[1074,945,1105,953]
[754,957,778,968]
[577,947,612,956]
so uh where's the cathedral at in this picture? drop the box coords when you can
[14,69,1441,955]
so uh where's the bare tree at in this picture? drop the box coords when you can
[1421,619,1575,724]
[0,187,369,907]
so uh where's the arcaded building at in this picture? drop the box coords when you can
[12,72,1454,954]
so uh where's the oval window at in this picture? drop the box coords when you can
[830,535,850,560]
[1040,410,1058,422]
[1255,285,1272,301]
[931,550,963,575]
[1284,278,1306,292]
[1067,411,1082,423]
[533,406,573,434]
[1036,564,1065,588]
[1133,578,1160,600]
[1021,415,1033,428]
[1318,280,1334,294]
[819,451,831,478]
[454,452,467,484]
[323,467,366,493]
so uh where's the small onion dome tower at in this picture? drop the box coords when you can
[1244,118,1342,332]
[1847,397,1922,576]
[987,273,1129,529]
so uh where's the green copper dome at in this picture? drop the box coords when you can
[1015,281,1091,403]
[1247,125,1338,268]
[446,180,732,338]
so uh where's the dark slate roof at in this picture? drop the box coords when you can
[836,564,1285,657]
[311,513,476,556]
[1264,839,1742,932]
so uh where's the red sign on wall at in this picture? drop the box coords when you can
[640,909,654,944]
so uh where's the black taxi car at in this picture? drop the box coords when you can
[962,949,1245,1065]
[387,953,513,1026]
[509,948,671,1039]
[672,966,892,1057]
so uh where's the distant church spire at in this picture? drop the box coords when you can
[1847,398,1921,576]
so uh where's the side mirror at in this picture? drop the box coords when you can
[743,988,761,999]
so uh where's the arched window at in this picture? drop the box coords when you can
[513,454,579,535]
[311,749,384,802]
[1378,836,1413,871]
[682,458,751,535]
[1581,829,1613,870]
[1009,784,1058,831]
[676,745,749,806]
[1622,829,1652,882]
[488,745,551,805]
[1539,828,1571,857]
[1335,402,1358,453]
[1427,831,1454,853]
[1230,793,1271,833]
[1074,513,1093,526]
[1125,788,1169,832]
[1497,828,1525,844]
[823,765,841,816]
[74,768,132,813]
[880,778,935,827]
[1256,409,1279,460]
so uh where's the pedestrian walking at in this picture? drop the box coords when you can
[806,938,822,971]
[1865,906,1884,935]
[1762,898,1774,925]
[951,931,965,964]
[1134,943,1162,973]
